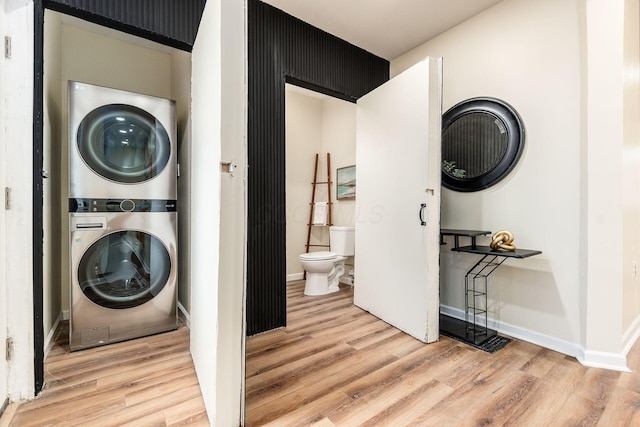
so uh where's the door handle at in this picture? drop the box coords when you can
[419,203,426,226]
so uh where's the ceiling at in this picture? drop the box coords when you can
[262,0,504,60]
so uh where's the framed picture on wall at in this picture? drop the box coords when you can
[337,165,356,200]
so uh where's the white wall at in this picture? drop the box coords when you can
[190,0,246,424]
[171,50,193,315]
[323,97,357,228]
[61,25,172,97]
[392,0,639,369]
[43,9,63,352]
[285,89,323,278]
[393,0,583,348]
[285,88,356,279]
[622,0,640,342]
[582,0,635,362]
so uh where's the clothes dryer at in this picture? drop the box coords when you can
[69,199,177,351]
[68,81,177,200]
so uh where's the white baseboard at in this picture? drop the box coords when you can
[577,348,630,372]
[44,311,68,358]
[439,305,630,372]
[623,313,640,356]
[287,273,304,282]
[178,301,190,329]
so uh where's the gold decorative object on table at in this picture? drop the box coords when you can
[490,230,516,251]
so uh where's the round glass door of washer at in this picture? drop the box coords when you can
[77,230,172,309]
[76,104,171,183]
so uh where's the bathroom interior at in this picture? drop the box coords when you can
[286,74,443,337]
[285,85,357,293]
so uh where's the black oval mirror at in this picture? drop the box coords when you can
[442,97,525,192]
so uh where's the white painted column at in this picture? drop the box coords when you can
[580,0,627,370]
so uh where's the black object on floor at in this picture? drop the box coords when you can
[439,314,498,345]
[441,329,512,354]
[475,334,512,353]
[439,313,512,353]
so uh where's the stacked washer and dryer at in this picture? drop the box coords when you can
[68,81,178,351]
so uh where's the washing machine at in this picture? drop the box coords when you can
[69,198,177,351]
[68,81,177,200]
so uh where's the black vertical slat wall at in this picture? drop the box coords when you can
[247,0,389,335]
[42,0,206,51]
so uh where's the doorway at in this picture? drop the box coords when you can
[284,84,357,284]
[245,0,389,336]
[40,7,192,376]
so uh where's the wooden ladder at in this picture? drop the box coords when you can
[305,153,333,255]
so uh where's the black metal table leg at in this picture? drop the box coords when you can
[464,255,507,343]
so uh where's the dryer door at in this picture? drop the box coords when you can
[77,230,171,309]
[77,104,171,183]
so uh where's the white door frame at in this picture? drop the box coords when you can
[0,0,8,411]
[2,0,36,402]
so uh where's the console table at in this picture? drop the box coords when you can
[440,229,542,346]
[440,228,491,249]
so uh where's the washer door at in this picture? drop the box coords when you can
[77,230,171,309]
[77,104,171,183]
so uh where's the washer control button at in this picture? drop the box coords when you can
[120,199,135,212]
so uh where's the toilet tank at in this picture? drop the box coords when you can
[330,226,355,256]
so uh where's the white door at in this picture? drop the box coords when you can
[0,0,8,408]
[355,57,442,343]
[190,0,246,424]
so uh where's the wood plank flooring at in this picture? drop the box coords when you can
[5,320,208,427]
[5,280,640,426]
[246,280,640,426]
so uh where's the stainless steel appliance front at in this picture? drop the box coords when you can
[69,211,177,351]
[68,81,177,200]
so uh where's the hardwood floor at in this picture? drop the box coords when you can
[246,280,640,426]
[5,281,640,426]
[4,320,208,427]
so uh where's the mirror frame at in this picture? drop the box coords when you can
[441,97,525,192]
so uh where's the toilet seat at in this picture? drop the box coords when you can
[299,251,337,261]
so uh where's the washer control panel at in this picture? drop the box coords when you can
[69,198,177,213]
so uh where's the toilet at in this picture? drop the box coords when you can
[298,226,355,296]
